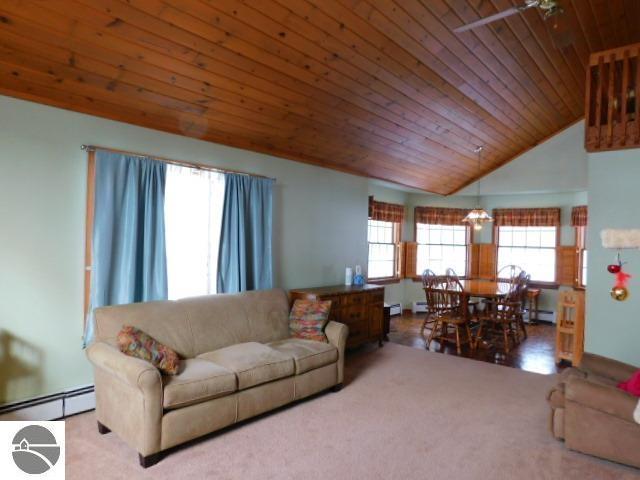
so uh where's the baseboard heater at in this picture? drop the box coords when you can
[387,303,402,316]
[0,385,95,421]
[412,301,428,314]
[528,309,556,323]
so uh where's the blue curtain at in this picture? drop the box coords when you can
[83,151,168,346]
[217,174,274,293]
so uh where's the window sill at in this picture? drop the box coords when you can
[367,277,401,285]
[410,275,472,283]
[528,281,559,290]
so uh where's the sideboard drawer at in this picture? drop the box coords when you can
[368,291,384,304]
[343,293,366,306]
[341,305,367,324]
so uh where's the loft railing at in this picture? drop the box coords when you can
[585,43,640,152]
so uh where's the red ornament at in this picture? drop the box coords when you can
[608,264,622,274]
[615,269,632,288]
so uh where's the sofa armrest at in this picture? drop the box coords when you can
[86,342,163,456]
[326,321,349,384]
[579,352,637,383]
[566,376,637,422]
[86,342,161,392]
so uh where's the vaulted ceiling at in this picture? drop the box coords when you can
[1,1,639,194]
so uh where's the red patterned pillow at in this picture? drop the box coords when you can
[117,326,180,375]
[289,299,332,342]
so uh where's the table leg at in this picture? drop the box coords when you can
[529,295,539,325]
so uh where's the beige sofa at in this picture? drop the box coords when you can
[547,352,640,468]
[86,289,348,467]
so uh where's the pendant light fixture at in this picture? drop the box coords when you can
[462,146,493,231]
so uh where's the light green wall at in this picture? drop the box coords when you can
[586,149,640,365]
[457,121,587,195]
[0,96,371,404]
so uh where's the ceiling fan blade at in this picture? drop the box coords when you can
[453,6,528,33]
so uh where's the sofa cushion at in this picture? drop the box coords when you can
[163,359,237,410]
[267,338,338,374]
[198,342,294,390]
[117,325,180,375]
[288,299,331,342]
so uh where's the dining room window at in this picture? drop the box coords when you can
[576,225,588,286]
[367,196,404,280]
[497,226,557,282]
[416,223,468,276]
[367,219,400,279]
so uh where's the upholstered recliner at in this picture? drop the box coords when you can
[547,352,640,468]
[86,289,348,467]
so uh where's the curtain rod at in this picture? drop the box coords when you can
[80,145,276,181]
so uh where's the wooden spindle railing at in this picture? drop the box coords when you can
[585,43,640,152]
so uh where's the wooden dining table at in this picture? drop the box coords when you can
[458,279,513,298]
[427,278,513,321]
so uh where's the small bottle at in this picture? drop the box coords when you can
[345,267,353,286]
[353,265,365,286]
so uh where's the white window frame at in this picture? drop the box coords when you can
[415,223,469,277]
[367,219,400,280]
[496,225,558,284]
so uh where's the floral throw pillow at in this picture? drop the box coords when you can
[117,325,180,375]
[289,299,332,343]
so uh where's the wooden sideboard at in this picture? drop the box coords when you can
[289,284,384,348]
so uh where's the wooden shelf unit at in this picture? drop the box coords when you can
[585,43,640,152]
[555,289,585,366]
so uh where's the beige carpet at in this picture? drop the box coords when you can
[66,343,640,479]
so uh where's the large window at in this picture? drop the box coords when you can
[497,226,557,282]
[165,165,225,299]
[416,223,468,276]
[367,219,399,279]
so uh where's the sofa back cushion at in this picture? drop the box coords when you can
[93,289,290,358]
[178,289,290,356]
[95,300,193,358]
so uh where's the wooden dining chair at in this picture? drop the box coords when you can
[513,271,530,342]
[475,276,523,353]
[426,275,473,355]
[446,267,480,317]
[497,264,524,282]
[420,269,439,338]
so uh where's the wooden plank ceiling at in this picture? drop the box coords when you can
[0,1,639,194]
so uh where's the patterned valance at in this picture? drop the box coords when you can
[493,208,561,227]
[368,196,405,223]
[571,205,588,227]
[414,206,471,226]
